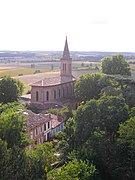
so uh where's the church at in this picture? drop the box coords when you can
[30,37,76,110]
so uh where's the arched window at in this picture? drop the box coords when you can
[71,85,73,96]
[36,91,38,101]
[54,90,56,99]
[69,64,71,72]
[70,85,73,96]
[67,86,68,96]
[65,64,66,73]
[63,64,64,73]
[46,91,49,101]
[59,89,61,97]
[63,88,65,97]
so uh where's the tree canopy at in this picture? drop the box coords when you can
[58,95,134,180]
[74,73,104,102]
[0,77,24,104]
[101,54,131,76]
[75,96,129,146]
[0,103,56,179]
[48,159,95,180]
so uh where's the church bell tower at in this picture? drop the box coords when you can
[60,36,72,77]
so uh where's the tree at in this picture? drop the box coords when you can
[0,77,24,104]
[98,75,135,107]
[75,96,129,146]
[101,54,131,76]
[0,104,49,179]
[0,107,27,148]
[48,158,96,180]
[25,143,56,179]
[60,106,73,121]
[74,73,104,102]
[74,96,129,180]
[0,139,9,178]
[0,105,28,179]
[59,117,76,160]
[112,117,135,179]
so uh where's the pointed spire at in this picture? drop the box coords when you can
[62,36,70,60]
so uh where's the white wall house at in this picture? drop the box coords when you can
[50,114,65,137]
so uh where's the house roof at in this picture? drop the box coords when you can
[31,75,76,87]
[22,110,52,131]
[51,114,64,129]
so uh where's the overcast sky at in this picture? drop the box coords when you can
[0,0,135,52]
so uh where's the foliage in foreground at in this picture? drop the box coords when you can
[0,103,56,180]
[0,77,24,104]
[58,95,135,180]
[48,159,96,180]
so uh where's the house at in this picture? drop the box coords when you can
[30,37,76,110]
[24,110,52,149]
[22,110,64,149]
[50,114,65,137]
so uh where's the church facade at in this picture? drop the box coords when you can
[30,37,76,110]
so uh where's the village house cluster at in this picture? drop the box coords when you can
[23,110,64,149]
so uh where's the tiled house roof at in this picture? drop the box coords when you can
[51,114,64,129]
[22,110,52,131]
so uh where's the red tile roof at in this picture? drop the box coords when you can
[22,110,52,131]
[30,75,76,87]
[51,114,64,129]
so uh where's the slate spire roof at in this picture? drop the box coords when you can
[62,36,71,60]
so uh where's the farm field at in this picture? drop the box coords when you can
[0,68,51,78]
[1,60,135,95]
[0,60,100,76]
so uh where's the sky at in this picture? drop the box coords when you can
[0,0,135,52]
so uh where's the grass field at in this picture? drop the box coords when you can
[0,68,50,78]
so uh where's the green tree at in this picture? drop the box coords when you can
[0,104,27,179]
[112,117,135,179]
[74,96,129,180]
[99,75,135,107]
[75,96,129,146]
[0,77,24,104]
[59,117,75,160]
[0,108,27,148]
[60,106,73,121]
[25,143,55,179]
[101,54,131,76]
[75,73,104,102]
[0,139,9,178]
[48,159,96,180]
[0,104,49,179]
